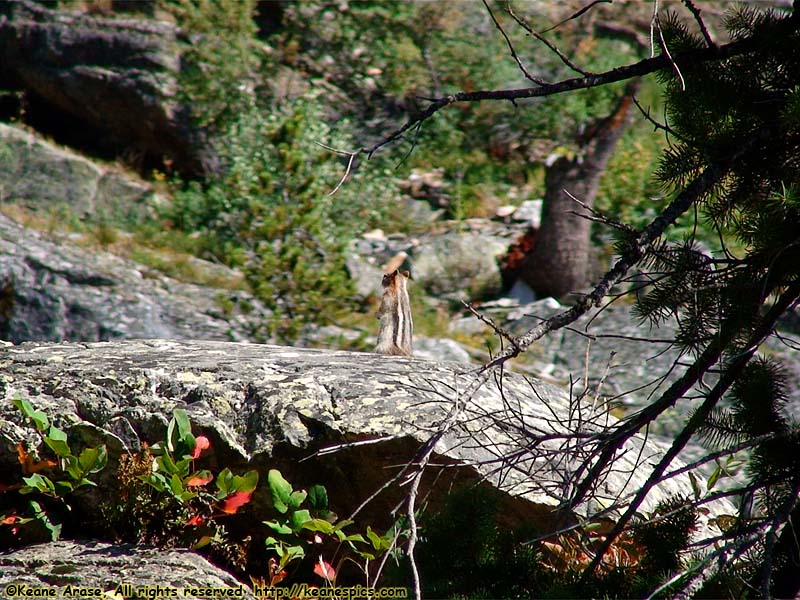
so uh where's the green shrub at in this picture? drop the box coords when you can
[166,97,401,340]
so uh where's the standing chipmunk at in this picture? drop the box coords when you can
[375,269,413,356]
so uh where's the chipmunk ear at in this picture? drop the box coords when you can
[401,270,411,279]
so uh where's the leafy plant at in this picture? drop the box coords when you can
[0,397,108,545]
[263,469,395,586]
[142,409,258,539]
[166,98,402,341]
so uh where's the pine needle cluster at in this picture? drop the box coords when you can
[628,5,800,595]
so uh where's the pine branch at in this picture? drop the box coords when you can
[580,276,800,582]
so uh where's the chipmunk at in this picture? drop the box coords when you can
[375,269,413,356]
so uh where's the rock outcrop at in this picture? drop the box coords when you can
[0,123,160,222]
[0,0,212,175]
[0,214,267,343]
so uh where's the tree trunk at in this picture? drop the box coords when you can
[520,82,639,300]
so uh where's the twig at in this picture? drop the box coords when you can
[462,301,520,351]
[306,435,403,459]
[313,141,360,196]
[649,0,660,57]
[654,9,687,91]
[580,277,800,580]
[404,376,468,600]
[632,96,686,141]
[541,0,613,34]
[361,23,800,159]
[505,4,594,77]
[563,188,636,233]
[682,0,716,49]
[481,159,729,373]
[483,0,546,84]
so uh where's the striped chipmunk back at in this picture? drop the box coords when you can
[375,269,413,356]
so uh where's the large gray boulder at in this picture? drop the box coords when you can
[0,214,267,343]
[0,0,212,175]
[0,340,734,538]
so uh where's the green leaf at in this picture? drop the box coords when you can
[166,413,177,454]
[265,535,282,550]
[333,519,354,531]
[193,535,213,550]
[707,464,723,491]
[688,472,701,500]
[174,458,192,478]
[63,456,82,481]
[216,467,234,497]
[290,509,312,531]
[268,469,293,514]
[288,490,307,510]
[47,425,68,442]
[179,433,197,459]
[44,427,71,458]
[13,397,49,431]
[88,445,108,474]
[174,408,192,444]
[22,473,55,495]
[144,472,168,492]
[308,485,328,510]
[234,469,259,493]
[342,533,367,544]
[366,526,383,549]
[265,521,293,535]
[302,518,335,535]
[169,474,185,498]
[53,480,74,495]
[78,447,99,472]
[156,452,178,476]
[29,500,61,542]
[285,545,305,560]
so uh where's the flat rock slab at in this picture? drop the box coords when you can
[0,340,734,536]
[0,540,257,599]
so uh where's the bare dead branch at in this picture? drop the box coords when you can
[655,11,687,91]
[504,3,594,77]
[632,96,685,141]
[563,188,636,233]
[462,300,520,351]
[362,16,800,159]
[541,0,613,34]
[313,141,361,196]
[481,159,728,372]
[483,0,547,84]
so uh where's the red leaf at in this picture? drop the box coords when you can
[268,558,288,586]
[191,436,211,459]
[185,515,204,527]
[313,559,336,582]
[186,472,213,487]
[17,442,57,474]
[1,514,19,525]
[221,491,252,514]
